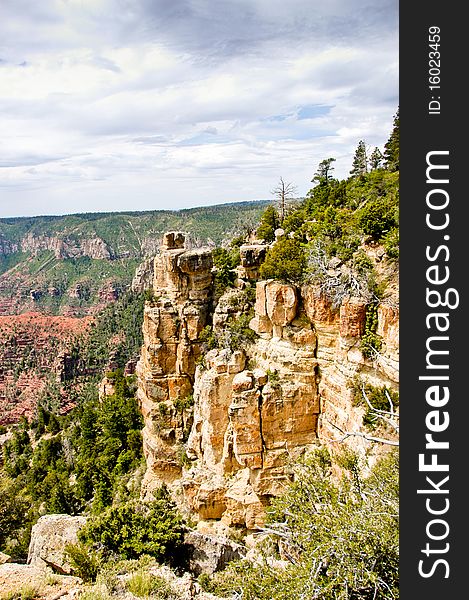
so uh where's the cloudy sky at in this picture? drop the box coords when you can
[0,0,398,218]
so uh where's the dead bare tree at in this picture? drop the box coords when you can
[306,241,375,307]
[325,384,399,447]
[271,177,297,223]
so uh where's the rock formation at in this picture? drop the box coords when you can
[0,235,18,256]
[184,531,245,575]
[0,563,82,600]
[136,232,213,489]
[137,233,399,533]
[236,245,267,282]
[20,233,115,260]
[132,257,155,293]
[27,514,87,574]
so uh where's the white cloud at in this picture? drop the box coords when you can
[0,0,398,217]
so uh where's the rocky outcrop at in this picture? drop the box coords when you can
[250,280,299,338]
[138,252,321,529]
[140,233,216,260]
[137,233,399,532]
[302,285,399,456]
[137,232,213,490]
[0,563,82,599]
[27,514,87,574]
[179,280,319,530]
[98,281,122,302]
[20,233,115,260]
[132,258,155,292]
[99,375,117,399]
[184,531,245,575]
[236,244,268,282]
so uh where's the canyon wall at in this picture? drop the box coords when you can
[136,233,399,533]
[0,314,92,424]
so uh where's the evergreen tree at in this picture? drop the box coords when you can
[369,146,383,170]
[350,140,368,177]
[256,205,280,242]
[0,475,31,549]
[260,238,306,283]
[384,108,399,171]
[312,157,336,185]
[78,490,184,562]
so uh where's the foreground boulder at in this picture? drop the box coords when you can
[184,531,245,575]
[0,563,82,599]
[27,514,87,574]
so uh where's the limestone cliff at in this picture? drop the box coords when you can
[136,233,399,533]
[20,233,115,260]
[136,232,213,488]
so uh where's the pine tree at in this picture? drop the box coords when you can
[369,146,383,170]
[312,157,336,185]
[384,108,399,171]
[256,205,280,242]
[350,140,368,177]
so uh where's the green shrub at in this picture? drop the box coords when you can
[360,302,382,358]
[212,246,240,299]
[352,250,374,274]
[178,447,192,468]
[358,198,397,240]
[260,238,306,283]
[76,586,112,600]
[198,325,217,350]
[225,312,257,351]
[0,474,32,551]
[158,402,169,417]
[174,394,194,412]
[0,584,40,600]
[382,227,399,259]
[144,290,160,305]
[211,449,399,600]
[352,380,400,429]
[197,573,213,592]
[256,205,280,242]
[96,555,156,591]
[360,330,382,358]
[79,491,184,562]
[65,542,104,582]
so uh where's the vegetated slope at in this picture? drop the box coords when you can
[0,291,148,560]
[0,291,145,426]
[0,200,268,316]
[0,313,92,425]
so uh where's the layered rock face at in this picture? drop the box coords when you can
[136,232,213,489]
[301,287,399,456]
[137,234,399,531]
[182,281,320,530]
[0,313,92,424]
[20,233,115,260]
